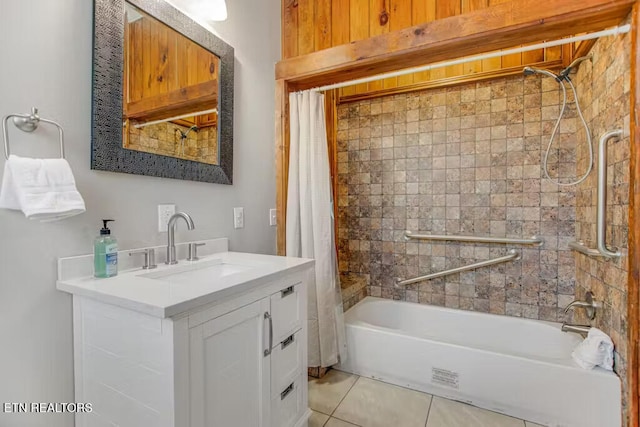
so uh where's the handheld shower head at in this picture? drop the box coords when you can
[523,66,537,76]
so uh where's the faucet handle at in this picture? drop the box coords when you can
[187,243,206,261]
[564,291,598,320]
[129,248,157,269]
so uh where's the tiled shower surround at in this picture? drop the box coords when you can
[125,121,219,165]
[336,74,579,320]
[573,28,631,414]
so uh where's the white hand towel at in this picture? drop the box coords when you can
[571,327,614,371]
[0,155,86,221]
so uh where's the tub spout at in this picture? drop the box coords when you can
[561,323,590,337]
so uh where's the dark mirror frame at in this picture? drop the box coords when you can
[91,0,234,184]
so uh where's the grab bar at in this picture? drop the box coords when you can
[403,231,542,246]
[570,130,623,258]
[395,249,520,287]
[596,130,622,258]
[568,241,603,257]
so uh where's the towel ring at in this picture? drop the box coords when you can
[2,107,65,160]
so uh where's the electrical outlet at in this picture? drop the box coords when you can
[158,204,176,232]
[233,207,244,229]
[269,209,277,226]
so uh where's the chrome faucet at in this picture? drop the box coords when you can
[561,291,599,337]
[563,291,598,320]
[166,212,195,265]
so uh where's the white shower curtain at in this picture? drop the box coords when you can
[286,90,347,368]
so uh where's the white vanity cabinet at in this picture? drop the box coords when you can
[58,248,313,427]
[188,282,307,427]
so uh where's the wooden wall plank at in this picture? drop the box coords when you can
[331,0,350,47]
[175,29,188,91]
[522,45,545,64]
[282,0,299,58]
[333,0,351,98]
[157,23,168,96]
[545,45,563,61]
[368,0,390,92]
[130,21,143,102]
[484,0,509,71]
[501,51,522,68]
[141,17,151,99]
[316,0,332,51]
[349,0,370,94]
[628,5,640,426]
[462,0,487,75]
[149,18,162,98]
[391,0,414,86]
[411,0,436,82]
[165,28,177,93]
[349,0,370,42]
[435,0,462,79]
[186,41,197,86]
[297,0,315,55]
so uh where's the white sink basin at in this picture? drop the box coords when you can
[140,259,256,285]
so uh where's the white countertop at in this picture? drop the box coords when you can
[57,251,314,318]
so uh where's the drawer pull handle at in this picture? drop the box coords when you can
[281,334,295,349]
[280,383,294,400]
[264,312,273,357]
[281,286,294,297]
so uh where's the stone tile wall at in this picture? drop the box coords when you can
[573,28,631,418]
[125,121,218,164]
[336,74,578,319]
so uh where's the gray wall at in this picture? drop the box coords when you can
[0,1,280,426]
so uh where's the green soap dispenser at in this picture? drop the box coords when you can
[94,219,118,278]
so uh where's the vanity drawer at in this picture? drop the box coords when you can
[271,375,305,427]
[271,329,303,395]
[271,283,302,343]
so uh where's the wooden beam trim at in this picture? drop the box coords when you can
[337,60,564,104]
[275,79,290,255]
[276,0,633,88]
[125,79,218,121]
[574,39,598,59]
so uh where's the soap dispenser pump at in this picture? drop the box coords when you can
[94,219,118,278]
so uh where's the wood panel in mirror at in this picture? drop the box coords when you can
[123,3,219,165]
[92,0,234,184]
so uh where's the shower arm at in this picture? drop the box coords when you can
[558,55,592,80]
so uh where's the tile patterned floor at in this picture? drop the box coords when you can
[308,370,546,427]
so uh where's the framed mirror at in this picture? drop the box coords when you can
[91,0,234,184]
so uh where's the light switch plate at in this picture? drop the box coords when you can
[234,207,244,229]
[158,204,176,232]
[269,209,277,226]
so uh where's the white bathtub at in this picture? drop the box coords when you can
[335,297,620,427]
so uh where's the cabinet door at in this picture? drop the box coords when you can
[189,298,271,427]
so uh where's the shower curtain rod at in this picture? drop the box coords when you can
[311,24,630,92]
